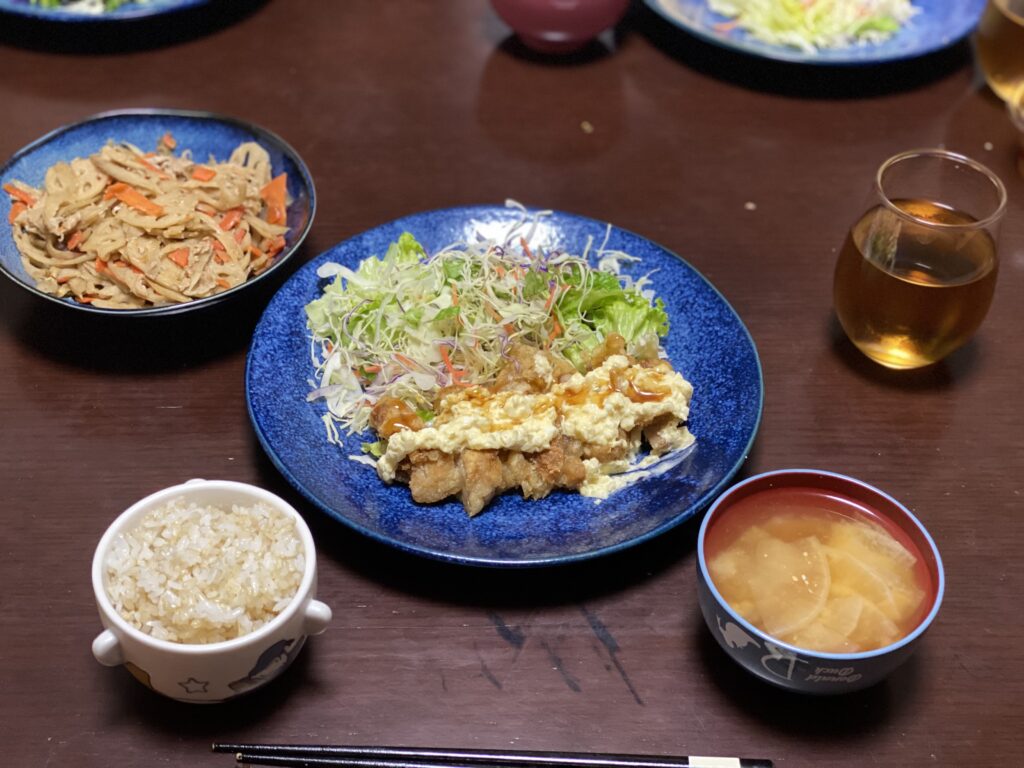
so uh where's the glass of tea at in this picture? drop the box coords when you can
[833,149,1006,370]
[976,0,1024,101]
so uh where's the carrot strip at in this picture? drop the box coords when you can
[520,237,534,260]
[233,226,247,244]
[439,345,470,385]
[211,238,227,253]
[66,230,85,251]
[259,173,288,226]
[264,235,286,257]
[160,132,177,150]
[103,182,164,217]
[166,248,190,268]
[8,202,26,224]
[394,353,419,369]
[137,156,169,179]
[78,296,94,304]
[544,282,558,311]
[545,318,562,349]
[93,258,107,273]
[3,183,36,207]
[219,208,244,231]
[191,166,216,182]
[216,278,231,290]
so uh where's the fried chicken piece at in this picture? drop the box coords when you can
[498,437,587,500]
[643,413,687,455]
[501,452,546,499]
[459,449,507,517]
[406,449,462,504]
[370,396,424,438]
[586,332,627,370]
[493,343,575,393]
[531,435,586,489]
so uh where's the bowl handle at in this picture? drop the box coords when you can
[303,600,332,636]
[92,629,123,666]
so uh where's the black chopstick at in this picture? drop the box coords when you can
[210,744,772,768]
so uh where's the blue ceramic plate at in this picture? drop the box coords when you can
[645,0,985,64]
[0,109,315,316]
[0,0,207,21]
[246,206,763,567]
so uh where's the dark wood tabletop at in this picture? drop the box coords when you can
[2,2,1021,766]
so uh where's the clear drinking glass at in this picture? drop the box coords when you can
[833,149,1006,370]
[976,0,1024,101]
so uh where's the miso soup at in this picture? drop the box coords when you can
[704,487,933,654]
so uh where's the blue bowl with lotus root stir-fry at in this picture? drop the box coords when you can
[0,108,314,316]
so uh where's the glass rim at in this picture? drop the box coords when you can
[874,148,1008,231]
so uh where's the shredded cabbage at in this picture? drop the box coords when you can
[707,0,920,53]
[305,206,669,438]
[30,0,134,12]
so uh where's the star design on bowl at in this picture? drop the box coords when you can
[178,677,209,694]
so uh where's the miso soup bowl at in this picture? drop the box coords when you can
[91,479,332,703]
[697,469,944,695]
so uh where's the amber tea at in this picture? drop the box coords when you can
[977,0,1024,102]
[834,199,999,369]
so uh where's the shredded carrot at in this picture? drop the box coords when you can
[216,278,231,290]
[103,182,164,217]
[520,237,534,260]
[66,230,85,251]
[495,264,506,278]
[249,246,264,260]
[265,235,286,257]
[56,275,73,284]
[3,183,36,207]
[259,173,288,226]
[361,364,382,373]
[160,132,177,150]
[394,353,419,369]
[8,202,26,224]
[543,282,558,311]
[93,258,107,273]
[233,226,248,244]
[439,345,470,386]
[166,248,190,268]
[78,296,94,304]
[191,165,217,182]
[219,208,244,231]
[128,264,143,275]
[137,156,169,179]
[546,318,562,348]
[196,202,217,216]
[451,283,459,305]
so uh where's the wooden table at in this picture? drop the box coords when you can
[2,2,1021,766]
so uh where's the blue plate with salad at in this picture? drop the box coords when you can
[0,0,208,21]
[644,0,986,65]
[246,204,763,567]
